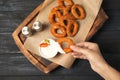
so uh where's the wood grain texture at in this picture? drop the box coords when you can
[0,0,120,80]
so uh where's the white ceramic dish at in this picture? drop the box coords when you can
[39,39,65,59]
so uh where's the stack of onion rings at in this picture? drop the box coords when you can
[48,0,86,53]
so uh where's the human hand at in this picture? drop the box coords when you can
[70,42,107,73]
[70,42,120,80]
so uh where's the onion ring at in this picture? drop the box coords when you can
[51,23,66,38]
[51,5,75,20]
[64,5,76,19]
[57,38,74,53]
[58,0,74,6]
[66,20,79,37]
[71,4,86,20]
[51,6,66,16]
[59,15,73,27]
[49,10,61,24]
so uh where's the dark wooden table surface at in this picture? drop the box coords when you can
[0,0,120,80]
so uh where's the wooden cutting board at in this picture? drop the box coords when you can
[12,2,108,73]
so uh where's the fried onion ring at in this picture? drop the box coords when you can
[67,20,79,37]
[57,38,74,53]
[49,10,61,24]
[58,0,74,6]
[51,23,66,38]
[71,4,86,20]
[59,15,73,27]
[64,5,76,19]
[52,5,75,20]
[51,6,66,16]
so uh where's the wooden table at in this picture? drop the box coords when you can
[0,0,120,80]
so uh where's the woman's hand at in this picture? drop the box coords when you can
[70,42,120,80]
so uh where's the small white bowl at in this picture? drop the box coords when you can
[39,39,65,59]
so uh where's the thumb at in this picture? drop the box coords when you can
[70,45,91,55]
